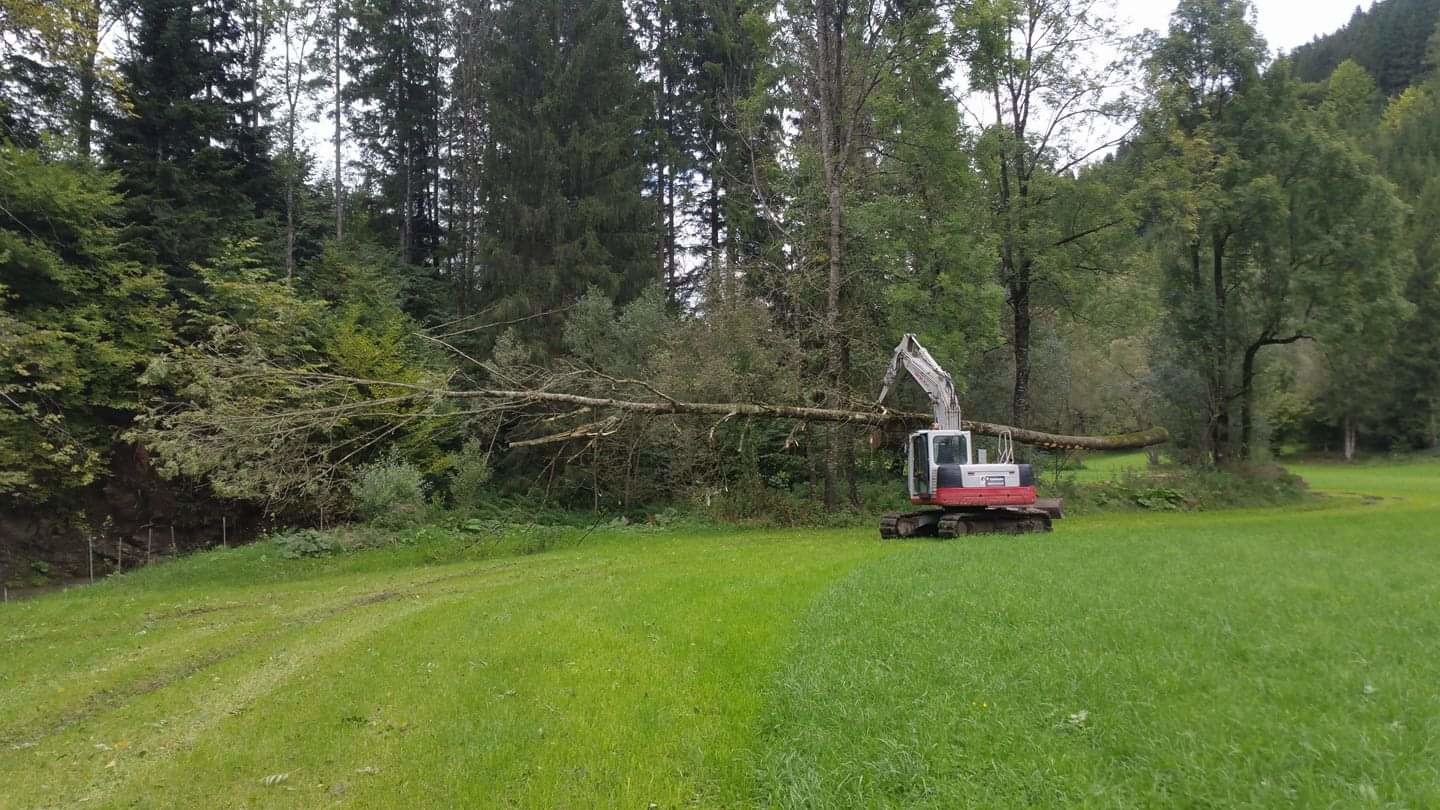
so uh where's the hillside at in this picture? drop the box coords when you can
[1291,0,1440,92]
[3,459,1439,807]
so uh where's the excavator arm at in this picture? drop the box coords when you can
[876,333,965,431]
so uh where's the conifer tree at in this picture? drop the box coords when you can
[470,0,653,349]
[103,0,277,287]
[344,0,446,269]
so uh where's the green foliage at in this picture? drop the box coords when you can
[103,0,277,283]
[132,236,454,513]
[1056,464,1308,513]
[5,0,1440,527]
[0,144,168,501]
[446,438,493,508]
[471,0,655,352]
[271,528,344,559]
[350,456,428,526]
[1140,5,1407,463]
[344,0,445,267]
[563,285,672,375]
[1292,0,1440,95]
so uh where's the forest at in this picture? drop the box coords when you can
[2,0,1439,552]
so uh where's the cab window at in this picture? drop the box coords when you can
[911,434,929,493]
[933,434,967,466]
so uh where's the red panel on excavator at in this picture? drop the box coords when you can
[915,486,1038,507]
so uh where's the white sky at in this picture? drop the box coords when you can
[1117,0,1362,53]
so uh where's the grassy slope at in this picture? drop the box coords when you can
[2,460,1437,808]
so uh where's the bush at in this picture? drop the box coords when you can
[1053,464,1308,514]
[448,438,493,508]
[351,457,428,526]
[693,481,859,528]
[272,529,344,559]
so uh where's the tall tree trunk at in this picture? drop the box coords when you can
[655,159,668,292]
[333,6,344,241]
[1211,231,1231,466]
[1343,415,1357,461]
[402,152,413,258]
[709,167,722,295]
[813,0,850,510]
[994,115,1033,429]
[1239,338,1265,461]
[1010,266,1032,428]
[655,0,675,301]
[285,184,296,281]
[75,0,101,159]
[822,178,845,510]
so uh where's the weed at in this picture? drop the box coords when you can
[447,438,493,509]
[351,457,428,527]
[272,529,343,559]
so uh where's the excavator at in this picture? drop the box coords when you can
[875,334,1063,539]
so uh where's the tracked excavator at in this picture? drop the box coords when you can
[875,334,1063,539]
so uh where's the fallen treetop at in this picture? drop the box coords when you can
[433,384,1170,451]
[237,369,1170,452]
[138,362,1169,508]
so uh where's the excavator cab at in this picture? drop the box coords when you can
[907,430,970,498]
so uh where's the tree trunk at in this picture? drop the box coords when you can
[709,163,722,296]
[822,178,847,510]
[1210,231,1231,466]
[1010,270,1032,428]
[402,152,413,258]
[1343,415,1357,461]
[333,6,344,241]
[76,0,101,160]
[188,365,1174,452]
[656,2,678,302]
[810,0,846,510]
[285,184,296,281]
[1240,340,1261,461]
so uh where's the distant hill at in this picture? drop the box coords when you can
[1290,0,1440,94]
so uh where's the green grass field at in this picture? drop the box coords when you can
[3,460,1438,808]
[1066,450,1152,483]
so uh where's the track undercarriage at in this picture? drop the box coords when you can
[879,503,1059,539]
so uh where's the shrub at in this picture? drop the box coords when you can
[351,457,428,526]
[1052,464,1308,514]
[272,529,343,559]
[448,438,493,509]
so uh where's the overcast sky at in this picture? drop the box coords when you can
[1118,0,1362,52]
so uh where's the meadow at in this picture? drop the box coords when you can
[2,459,1437,808]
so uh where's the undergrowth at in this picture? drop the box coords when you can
[1054,464,1309,514]
[259,459,1311,562]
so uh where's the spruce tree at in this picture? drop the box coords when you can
[344,0,446,271]
[103,0,277,288]
[474,0,653,350]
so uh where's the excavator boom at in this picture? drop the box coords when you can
[877,334,964,430]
